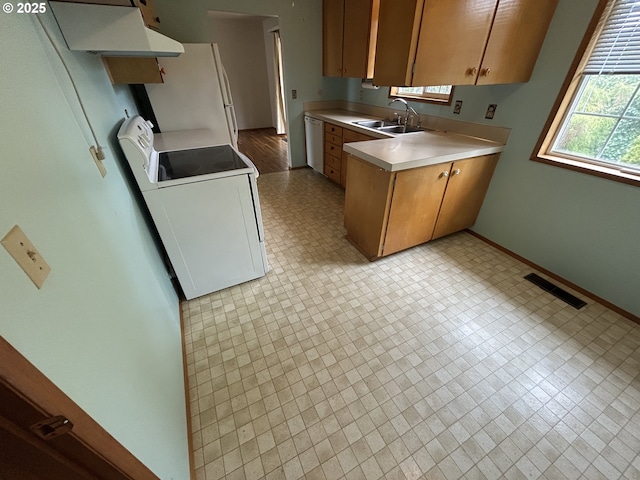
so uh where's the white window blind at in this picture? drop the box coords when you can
[584,0,640,74]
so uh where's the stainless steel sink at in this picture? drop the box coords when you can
[352,119,428,135]
[378,125,425,134]
[353,120,396,128]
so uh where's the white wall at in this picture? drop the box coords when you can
[339,0,640,318]
[0,13,189,479]
[209,14,274,130]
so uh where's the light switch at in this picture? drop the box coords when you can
[1,225,51,289]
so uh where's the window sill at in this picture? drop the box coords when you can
[533,154,640,187]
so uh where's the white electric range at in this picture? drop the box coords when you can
[117,115,268,300]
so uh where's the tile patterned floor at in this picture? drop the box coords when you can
[182,169,640,480]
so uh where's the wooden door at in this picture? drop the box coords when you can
[383,163,451,256]
[432,154,498,239]
[323,0,345,77]
[344,155,394,259]
[0,337,159,480]
[412,0,496,86]
[373,0,424,86]
[0,415,90,479]
[476,0,558,85]
[342,0,379,78]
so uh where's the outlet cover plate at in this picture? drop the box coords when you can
[1,225,51,289]
[90,146,107,177]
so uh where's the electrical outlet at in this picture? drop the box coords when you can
[359,89,364,101]
[453,100,463,114]
[485,104,497,119]
[292,89,297,100]
[317,89,323,97]
[1,225,51,289]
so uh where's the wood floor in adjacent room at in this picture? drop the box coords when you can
[238,128,289,175]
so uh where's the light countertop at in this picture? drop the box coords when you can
[305,109,505,172]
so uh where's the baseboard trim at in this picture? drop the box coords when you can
[179,301,196,480]
[467,230,639,324]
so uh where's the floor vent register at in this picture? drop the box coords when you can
[524,273,587,309]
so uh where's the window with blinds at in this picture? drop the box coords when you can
[536,0,640,182]
[584,0,640,74]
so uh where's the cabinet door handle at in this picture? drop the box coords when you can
[441,171,449,178]
[453,169,461,176]
[481,68,491,77]
[467,67,478,76]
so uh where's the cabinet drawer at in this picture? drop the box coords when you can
[325,132,343,145]
[324,141,342,158]
[324,153,341,170]
[324,123,343,137]
[344,129,376,143]
[325,165,341,183]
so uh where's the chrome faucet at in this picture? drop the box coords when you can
[388,98,420,128]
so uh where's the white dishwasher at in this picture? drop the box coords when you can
[304,115,324,173]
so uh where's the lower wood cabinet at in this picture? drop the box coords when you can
[324,123,343,184]
[344,153,499,260]
[431,155,499,240]
[324,123,376,188]
[383,162,450,256]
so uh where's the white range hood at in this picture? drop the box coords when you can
[50,2,184,57]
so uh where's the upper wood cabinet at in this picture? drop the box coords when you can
[474,0,558,85]
[51,0,131,5]
[103,0,163,84]
[102,57,163,84]
[323,0,381,78]
[131,0,160,30]
[373,0,558,87]
[57,0,165,84]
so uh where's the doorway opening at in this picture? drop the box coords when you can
[208,11,290,174]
